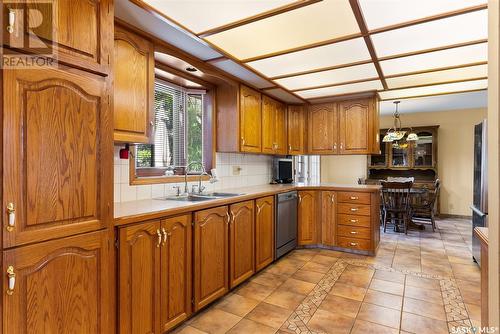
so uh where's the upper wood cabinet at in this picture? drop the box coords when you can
[193,206,229,311]
[3,0,113,74]
[114,25,155,143]
[308,103,338,154]
[288,105,307,155]
[3,230,112,334]
[240,85,262,153]
[321,191,336,247]
[338,98,379,154]
[2,67,112,248]
[229,201,255,288]
[255,196,275,271]
[262,96,287,155]
[298,191,318,245]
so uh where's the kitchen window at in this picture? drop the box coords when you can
[131,80,213,184]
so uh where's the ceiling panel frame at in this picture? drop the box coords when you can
[378,88,487,101]
[382,76,488,91]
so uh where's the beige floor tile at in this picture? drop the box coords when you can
[404,286,443,305]
[307,309,355,334]
[245,302,292,329]
[301,261,331,274]
[227,319,277,334]
[278,277,316,295]
[318,294,361,318]
[401,312,449,334]
[172,325,208,334]
[350,319,399,334]
[310,254,338,266]
[292,269,325,284]
[264,289,305,310]
[329,282,367,301]
[364,289,403,310]
[405,275,441,291]
[373,270,406,284]
[357,303,401,329]
[369,278,404,296]
[190,309,241,334]
[336,265,374,288]
[466,303,482,321]
[318,249,344,257]
[215,293,260,317]
[250,271,287,288]
[403,297,447,321]
[234,282,276,301]
[265,263,300,276]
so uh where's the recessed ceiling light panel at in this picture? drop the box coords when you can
[297,80,383,99]
[378,79,487,100]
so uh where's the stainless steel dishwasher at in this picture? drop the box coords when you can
[275,191,298,259]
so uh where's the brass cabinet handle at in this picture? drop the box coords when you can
[350,196,359,200]
[298,195,302,204]
[340,143,344,150]
[161,228,167,246]
[225,212,230,225]
[350,208,359,212]
[350,231,358,234]
[241,137,245,146]
[7,9,15,34]
[350,219,358,223]
[331,195,334,203]
[156,229,162,247]
[333,142,337,150]
[6,203,15,232]
[288,145,292,151]
[6,266,15,295]
[350,242,358,246]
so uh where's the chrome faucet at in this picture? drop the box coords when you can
[184,161,206,194]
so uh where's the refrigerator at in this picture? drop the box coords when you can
[471,120,488,266]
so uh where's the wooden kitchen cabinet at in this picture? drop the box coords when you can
[118,221,161,334]
[298,191,318,245]
[288,105,307,154]
[2,66,112,248]
[114,24,155,143]
[229,201,255,288]
[262,96,287,155]
[338,98,379,154]
[321,191,336,247]
[193,206,229,311]
[240,85,262,153]
[308,103,338,154]
[255,196,275,271]
[3,230,112,334]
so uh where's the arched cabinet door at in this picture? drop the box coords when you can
[193,206,229,311]
[239,85,262,153]
[255,196,275,271]
[2,67,112,248]
[308,103,338,154]
[229,200,255,288]
[3,230,111,334]
[338,99,371,154]
[298,191,318,245]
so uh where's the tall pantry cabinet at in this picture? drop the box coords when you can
[1,1,114,333]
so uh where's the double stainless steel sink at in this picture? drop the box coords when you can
[161,192,244,202]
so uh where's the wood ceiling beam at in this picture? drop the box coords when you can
[197,0,322,38]
[305,89,379,102]
[349,0,388,89]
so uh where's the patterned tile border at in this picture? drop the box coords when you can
[279,255,472,334]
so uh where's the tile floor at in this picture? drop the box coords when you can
[174,218,481,334]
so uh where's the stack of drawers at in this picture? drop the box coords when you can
[336,191,372,251]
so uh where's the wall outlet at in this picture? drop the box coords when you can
[232,165,242,176]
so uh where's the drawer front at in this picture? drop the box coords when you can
[337,192,371,205]
[337,225,371,240]
[337,236,371,251]
[337,214,371,228]
[338,203,371,216]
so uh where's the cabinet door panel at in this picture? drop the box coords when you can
[3,67,112,248]
[119,221,161,334]
[194,206,229,311]
[3,230,111,334]
[229,201,255,288]
[288,105,306,155]
[255,196,274,271]
[339,99,370,154]
[114,26,155,143]
[274,101,287,155]
[161,214,192,332]
[308,103,337,154]
[298,191,317,245]
[240,86,262,153]
[321,191,336,247]
[261,96,275,154]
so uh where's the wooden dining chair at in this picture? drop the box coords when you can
[410,179,441,232]
[381,181,413,234]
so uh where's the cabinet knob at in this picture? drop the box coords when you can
[6,266,15,295]
[6,203,15,232]
[156,229,162,247]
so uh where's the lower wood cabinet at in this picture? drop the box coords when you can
[118,214,192,334]
[229,201,255,288]
[321,191,336,247]
[193,206,229,311]
[3,230,112,334]
[255,196,275,271]
[298,191,318,245]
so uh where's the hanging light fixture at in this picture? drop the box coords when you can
[382,101,418,148]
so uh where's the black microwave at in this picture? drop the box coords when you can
[273,158,293,184]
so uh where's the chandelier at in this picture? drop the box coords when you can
[382,101,418,149]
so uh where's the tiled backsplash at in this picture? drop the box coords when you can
[114,146,273,203]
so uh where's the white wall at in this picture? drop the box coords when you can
[113,147,273,203]
[321,155,368,184]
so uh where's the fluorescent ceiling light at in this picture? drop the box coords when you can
[371,10,487,57]
[360,0,486,30]
[386,64,487,89]
[380,43,487,76]
[247,38,371,78]
[205,0,359,60]
[378,79,487,100]
[297,80,383,99]
[276,63,378,91]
